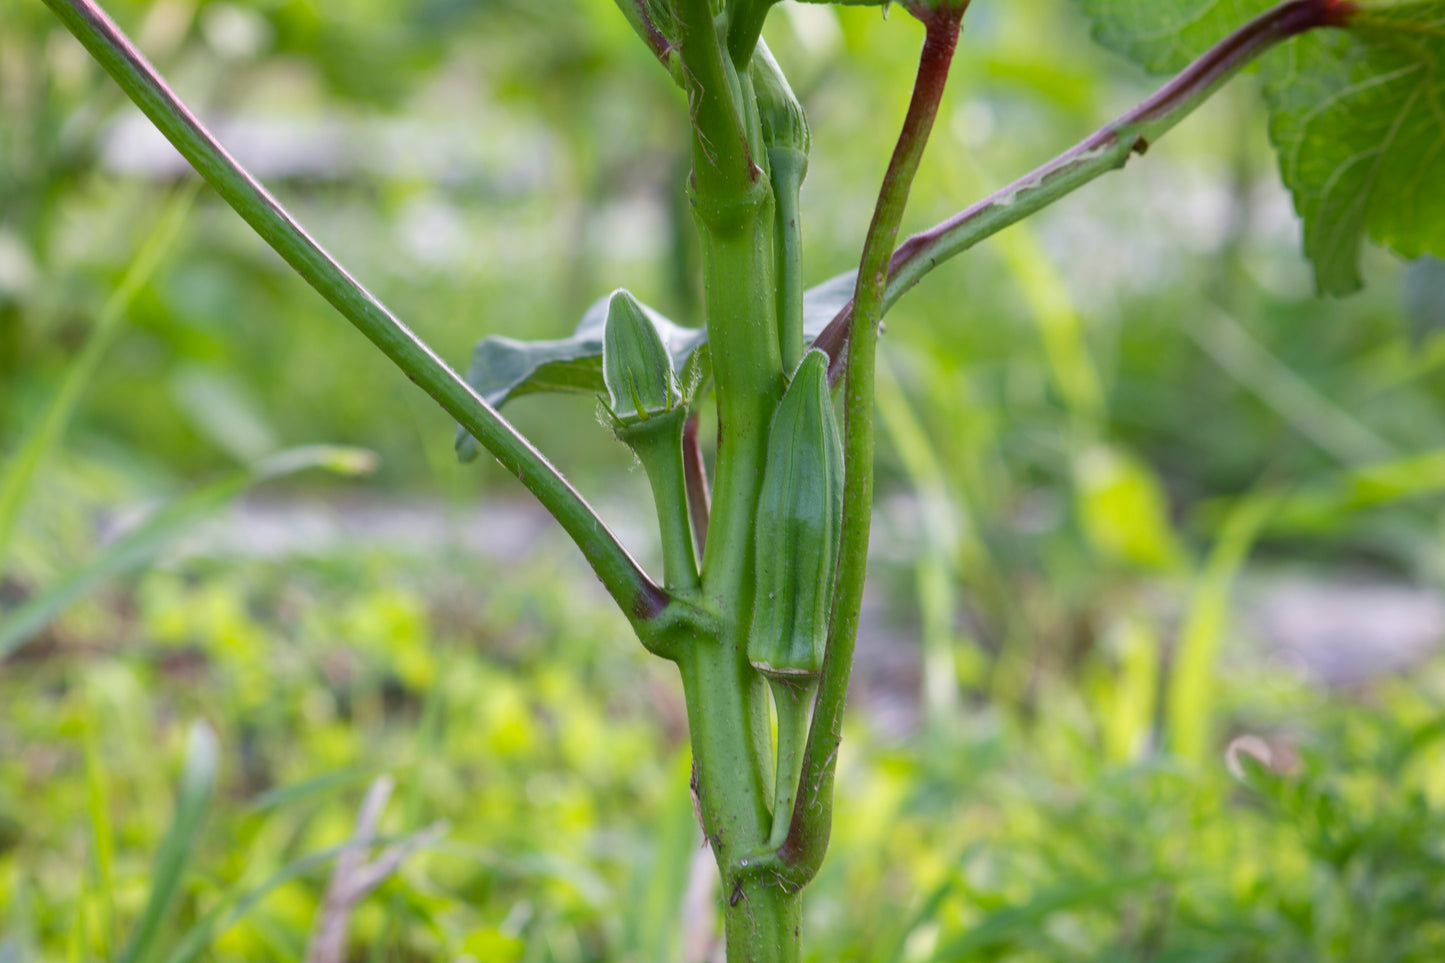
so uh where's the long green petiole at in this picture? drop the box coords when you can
[43,0,670,631]
[770,151,808,374]
[728,0,777,68]
[621,412,701,594]
[813,0,1352,367]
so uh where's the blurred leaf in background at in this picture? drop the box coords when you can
[7,0,1445,959]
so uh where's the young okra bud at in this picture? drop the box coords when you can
[601,288,699,592]
[602,288,683,427]
[749,349,843,678]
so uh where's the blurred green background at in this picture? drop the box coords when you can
[5,0,1445,960]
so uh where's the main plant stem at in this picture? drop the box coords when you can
[687,171,794,963]
[673,0,797,957]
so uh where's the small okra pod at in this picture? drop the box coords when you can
[749,349,843,679]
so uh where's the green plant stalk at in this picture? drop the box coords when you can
[813,0,1350,365]
[694,190,784,605]
[671,4,804,958]
[81,701,117,957]
[778,13,964,886]
[684,159,793,963]
[767,677,816,849]
[1167,492,1278,763]
[687,194,784,828]
[620,412,701,593]
[728,0,776,68]
[770,149,808,373]
[42,0,669,635]
[118,724,218,963]
[676,0,757,205]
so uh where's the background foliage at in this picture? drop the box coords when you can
[4,0,1445,959]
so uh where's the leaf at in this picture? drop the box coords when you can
[453,292,705,462]
[1073,0,1445,294]
[1073,0,1277,74]
[0,445,377,660]
[117,723,219,963]
[453,279,848,460]
[1264,6,1445,293]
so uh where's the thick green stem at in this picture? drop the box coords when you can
[676,0,759,203]
[686,186,786,960]
[44,0,669,631]
[673,5,793,957]
[813,0,1351,367]
[723,876,801,963]
[677,645,773,876]
[696,191,785,610]
[780,15,963,886]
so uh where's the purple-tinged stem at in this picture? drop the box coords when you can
[813,0,1353,376]
[772,12,965,887]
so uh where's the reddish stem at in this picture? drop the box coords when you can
[682,413,710,556]
[813,0,1353,378]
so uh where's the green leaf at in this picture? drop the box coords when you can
[1073,0,1277,73]
[453,280,847,460]
[1263,6,1445,293]
[1074,1,1445,294]
[453,293,704,462]
[0,446,376,660]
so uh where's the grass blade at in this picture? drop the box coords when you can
[0,184,198,570]
[932,874,1161,960]
[1167,492,1278,763]
[161,830,441,963]
[81,704,118,957]
[0,445,375,660]
[117,723,219,963]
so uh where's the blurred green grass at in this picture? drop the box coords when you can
[6,0,1445,959]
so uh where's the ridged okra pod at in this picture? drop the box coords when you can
[749,349,843,846]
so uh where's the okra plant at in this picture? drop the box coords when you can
[40,0,1444,958]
